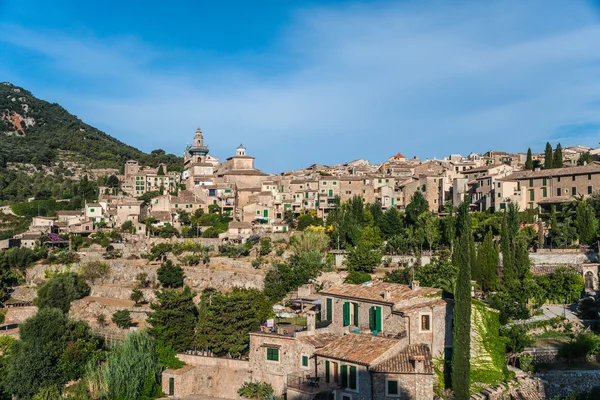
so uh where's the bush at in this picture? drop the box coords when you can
[136,272,149,288]
[344,271,372,284]
[238,380,275,399]
[558,332,600,359]
[35,272,90,313]
[112,310,132,329]
[500,325,533,353]
[78,261,110,284]
[130,289,144,304]
[157,260,184,288]
[259,237,272,256]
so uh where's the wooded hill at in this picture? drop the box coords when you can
[0,82,182,169]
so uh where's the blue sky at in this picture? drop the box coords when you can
[2,0,600,172]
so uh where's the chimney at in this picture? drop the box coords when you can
[410,355,425,373]
[411,280,420,290]
[383,288,391,300]
[306,311,316,332]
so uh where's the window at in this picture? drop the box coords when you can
[378,179,382,183]
[266,348,279,361]
[301,355,309,367]
[323,182,327,185]
[369,306,382,332]
[333,181,337,185]
[500,203,506,210]
[572,187,576,195]
[543,178,547,186]
[90,208,95,212]
[353,302,359,326]
[529,190,534,201]
[498,182,501,188]
[343,302,350,327]
[557,188,561,196]
[421,185,426,192]
[572,176,576,181]
[340,365,357,390]
[589,174,592,180]
[420,314,431,331]
[542,188,547,198]
[589,186,593,195]
[326,298,332,321]
[558,177,561,182]
[387,379,399,396]
[256,210,260,215]
[529,179,533,187]
[498,193,501,198]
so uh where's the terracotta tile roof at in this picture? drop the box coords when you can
[150,211,172,222]
[296,334,339,349]
[229,221,252,229]
[460,164,506,174]
[393,298,447,313]
[371,344,433,374]
[314,333,400,366]
[504,162,600,180]
[535,196,574,204]
[320,281,441,306]
[393,153,406,159]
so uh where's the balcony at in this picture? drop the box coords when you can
[287,374,340,394]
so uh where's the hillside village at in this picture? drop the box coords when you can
[0,123,599,399]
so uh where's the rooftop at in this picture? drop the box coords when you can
[314,333,400,366]
[320,281,441,306]
[371,344,433,374]
[504,162,600,180]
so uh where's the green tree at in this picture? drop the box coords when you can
[525,148,534,171]
[259,237,272,256]
[157,165,165,176]
[35,272,90,313]
[147,286,198,352]
[106,175,120,188]
[452,202,472,400]
[544,142,554,169]
[575,201,598,245]
[157,260,184,288]
[553,143,563,168]
[130,288,144,304]
[5,308,102,399]
[475,231,499,291]
[346,240,382,273]
[406,191,429,226]
[78,261,110,284]
[417,211,440,252]
[112,310,132,329]
[578,152,594,166]
[196,288,272,357]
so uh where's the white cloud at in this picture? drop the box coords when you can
[2,0,600,171]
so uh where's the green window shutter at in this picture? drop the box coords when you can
[329,189,333,197]
[169,377,175,396]
[266,348,279,361]
[325,360,330,382]
[343,302,350,326]
[369,306,374,330]
[302,355,308,367]
[387,380,398,395]
[353,303,359,326]
[340,365,348,388]
[263,210,268,218]
[375,306,382,331]
[326,298,332,321]
[349,366,357,390]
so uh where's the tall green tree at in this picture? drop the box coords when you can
[578,152,594,166]
[406,191,429,226]
[553,143,563,168]
[525,148,534,170]
[35,272,90,313]
[147,286,198,352]
[452,202,472,400]
[476,231,499,291]
[575,202,599,245]
[544,142,554,169]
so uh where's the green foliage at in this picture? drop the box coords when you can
[157,260,184,288]
[577,152,594,166]
[452,202,472,400]
[259,237,272,256]
[544,142,554,169]
[147,286,198,352]
[112,310,132,329]
[130,288,144,304]
[474,231,499,291]
[575,202,598,245]
[78,261,110,284]
[384,267,412,285]
[558,332,600,359]
[553,143,563,168]
[238,380,275,399]
[5,308,103,399]
[156,340,185,369]
[35,272,90,313]
[535,267,584,304]
[32,385,61,400]
[344,271,372,284]
[500,325,533,353]
[102,331,162,400]
[525,148,534,170]
[416,255,458,292]
[196,288,272,357]
[405,191,429,226]
[346,237,382,273]
[297,211,323,231]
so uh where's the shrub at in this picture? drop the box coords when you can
[259,237,272,256]
[78,261,110,284]
[136,272,149,288]
[130,289,144,304]
[112,310,132,329]
[238,380,275,399]
[96,314,107,327]
[344,271,372,284]
[35,272,90,313]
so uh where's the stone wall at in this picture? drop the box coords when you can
[537,370,600,398]
[530,252,597,265]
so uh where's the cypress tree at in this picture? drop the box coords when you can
[553,143,563,168]
[452,202,472,400]
[525,148,534,170]
[500,211,514,282]
[476,230,499,291]
[575,202,599,245]
[544,142,554,169]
